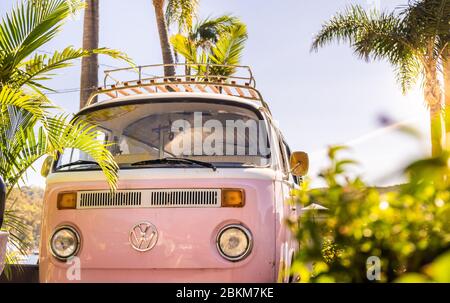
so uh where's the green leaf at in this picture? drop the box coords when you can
[423,251,450,282]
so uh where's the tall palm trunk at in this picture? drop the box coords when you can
[424,58,443,156]
[152,0,175,77]
[444,47,450,145]
[430,106,443,156]
[79,0,99,108]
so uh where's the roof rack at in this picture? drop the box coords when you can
[85,63,270,112]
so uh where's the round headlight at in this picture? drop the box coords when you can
[216,224,252,261]
[50,226,80,261]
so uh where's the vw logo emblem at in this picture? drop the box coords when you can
[129,221,158,252]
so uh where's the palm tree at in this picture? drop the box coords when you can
[404,0,450,144]
[0,0,130,265]
[170,19,248,77]
[79,0,99,108]
[170,14,239,75]
[152,0,198,76]
[312,1,449,156]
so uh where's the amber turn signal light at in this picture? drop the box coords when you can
[221,189,245,207]
[57,192,77,209]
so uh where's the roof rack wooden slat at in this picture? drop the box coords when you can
[141,85,156,93]
[221,85,234,96]
[195,84,207,93]
[156,84,168,93]
[234,86,245,97]
[208,85,220,94]
[248,89,258,99]
[182,84,193,92]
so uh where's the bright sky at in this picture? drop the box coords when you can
[0,0,430,187]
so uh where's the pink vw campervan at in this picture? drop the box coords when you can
[39,64,309,282]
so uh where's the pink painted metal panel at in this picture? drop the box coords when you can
[40,267,273,283]
[40,177,276,282]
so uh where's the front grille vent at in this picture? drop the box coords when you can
[149,189,219,207]
[79,191,142,208]
[76,189,221,209]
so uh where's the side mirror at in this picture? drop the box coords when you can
[289,151,309,176]
[41,156,54,178]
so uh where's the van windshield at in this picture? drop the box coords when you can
[55,101,271,171]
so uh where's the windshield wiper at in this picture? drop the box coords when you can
[131,157,217,171]
[56,160,99,170]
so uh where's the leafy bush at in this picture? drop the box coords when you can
[289,146,450,282]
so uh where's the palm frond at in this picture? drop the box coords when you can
[2,209,32,276]
[394,54,422,93]
[170,34,198,63]
[165,0,199,32]
[191,15,240,48]
[3,210,30,255]
[403,0,450,36]
[14,46,133,88]
[311,4,424,93]
[312,5,414,60]
[170,19,248,77]
[43,115,119,190]
[311,5,371,52]
[403,0,450,59]
[0,86,49,121]
[6,128,47,192]
[1,115,118,192]
[0,1,133,92]
[208,23,248,76]
[0,0,84,83]
[353,12,412,62]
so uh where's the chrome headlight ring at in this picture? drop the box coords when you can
[216,224,253,262]
[49,225,81,261]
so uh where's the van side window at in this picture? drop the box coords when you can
[282,141,299,184]
[277,136,289,174]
